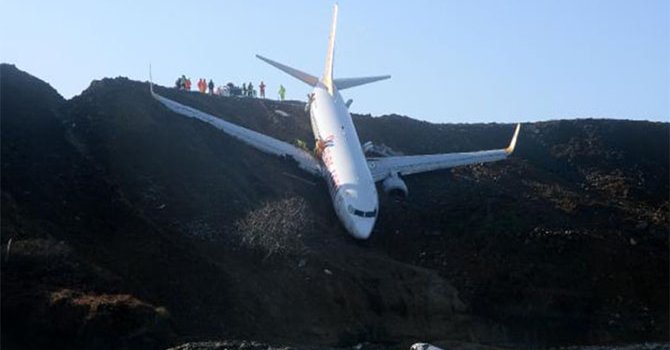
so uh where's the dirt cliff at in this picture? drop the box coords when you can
[1,64,668,349]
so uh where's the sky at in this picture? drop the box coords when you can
[1,0,668,123]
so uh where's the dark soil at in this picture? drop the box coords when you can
[1,63,668,349]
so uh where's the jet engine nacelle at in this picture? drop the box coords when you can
[382,173,408,197]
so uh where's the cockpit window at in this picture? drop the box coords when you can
[348,205,377,218]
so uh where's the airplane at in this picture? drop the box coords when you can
[149,4,520,240]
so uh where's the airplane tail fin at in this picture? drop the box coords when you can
[322,4,338,95]
[257,5,389,94]
[334,75,391,90]
[256,55,319,87]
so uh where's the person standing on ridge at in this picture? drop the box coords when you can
[242,83,247,97]
[259,81,266,98]
[208,79,214,95]
[278,84,286,101]
[185,77,191,91]
[226,82,236,96]
[248,82,254,97]
[305,92,315,112]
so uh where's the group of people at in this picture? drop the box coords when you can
[219,81,258,97]
[196,78,215,94]
[226,81,272,99]
[175,76,215,94]
[174,75,286,101]
[239,82,259,97]
[175,75,191,90]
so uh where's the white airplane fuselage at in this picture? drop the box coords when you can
[309,83,378,239]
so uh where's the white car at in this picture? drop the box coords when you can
[410,343,445,350]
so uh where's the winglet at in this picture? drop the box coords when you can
[505,123,521,154]
[149,63,155,95]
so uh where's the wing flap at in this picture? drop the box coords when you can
[151,91,322,176]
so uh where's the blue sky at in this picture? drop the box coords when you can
[2,1,668,123]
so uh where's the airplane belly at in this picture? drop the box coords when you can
[312,87,379,239]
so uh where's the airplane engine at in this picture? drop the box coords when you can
[382,173,408,197]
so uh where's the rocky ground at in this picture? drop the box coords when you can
[1,64,668,349]
[166,341,670,350]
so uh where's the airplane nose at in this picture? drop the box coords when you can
[350,217,374,239]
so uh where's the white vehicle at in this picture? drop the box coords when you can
[410,343,444,350]
[150,4,520,239]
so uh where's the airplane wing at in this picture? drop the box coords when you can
[367,124,520,181]
[151,90,322,176]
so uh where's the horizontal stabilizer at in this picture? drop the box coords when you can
[256,55,319,87]
[334,75,391,90]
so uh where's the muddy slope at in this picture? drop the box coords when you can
[1,64,668,349]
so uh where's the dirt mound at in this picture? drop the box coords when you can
[1,64,668,349]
